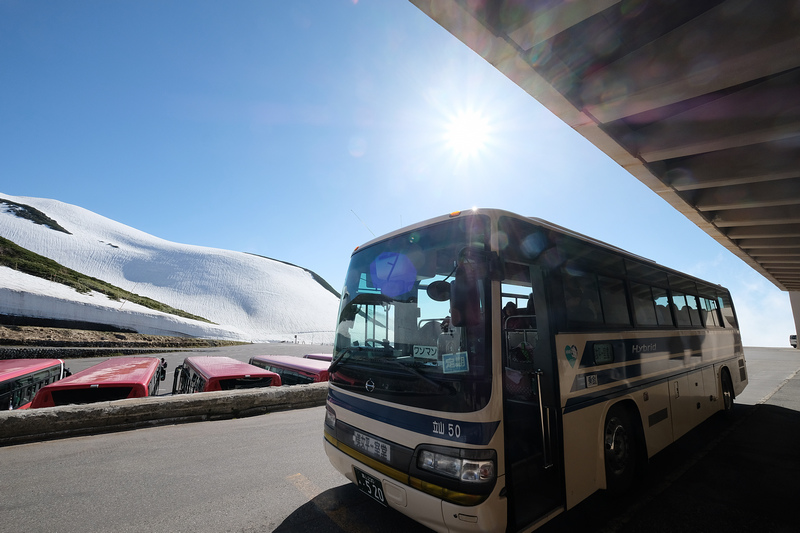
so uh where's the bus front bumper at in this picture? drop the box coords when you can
[323,438,506,533]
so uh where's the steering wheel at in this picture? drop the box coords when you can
[365,339,388,348]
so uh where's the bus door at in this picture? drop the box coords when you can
[502,265,563,530]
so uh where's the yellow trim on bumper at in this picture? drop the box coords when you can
[324,430,489,506]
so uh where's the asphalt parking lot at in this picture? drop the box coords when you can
[4,346,797,533]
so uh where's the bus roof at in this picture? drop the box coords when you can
[183,356,279,380]
[0,359,64,382]
[354,208,650,260]
[303,353,333,361]
[351,208,727,292]
[250,355,331,372]
[44,357,162,388]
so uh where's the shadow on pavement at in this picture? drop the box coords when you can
[273,483,433,533]
[276,402,799,533]
[541,403,800,533]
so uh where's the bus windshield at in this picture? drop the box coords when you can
[330,214,492,413]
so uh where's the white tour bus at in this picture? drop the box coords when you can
[323,209,747,533]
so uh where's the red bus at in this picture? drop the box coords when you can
[248,355,330,385]
[304,353,333,362]
[1,359,69,410]
[30,357,167,408]
[172,356,281,394]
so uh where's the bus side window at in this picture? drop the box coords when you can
[700,297,721,327]
[631,282,657,326]
[265,365,287,385]
[686,295,701,325]
[671,293,695,326]
[563,270,602,324]
[11,389,20,409]
[718,294,737,328]
[653,288,673,326]
[597,276,630,326]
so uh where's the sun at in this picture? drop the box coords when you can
[443,109,491,159]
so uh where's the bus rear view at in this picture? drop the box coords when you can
[248,355,330,385]
[30,357,167,408]
[1,359,69,410]
[172,356,281,394]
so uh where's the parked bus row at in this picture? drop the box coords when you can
[2,353,331,410]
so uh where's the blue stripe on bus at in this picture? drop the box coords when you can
[563,373,674,412]
[564,363,740,413]
[561,331,740,413]
[327,388,501,446]
[570,334,736,393]
[576,334,721,370]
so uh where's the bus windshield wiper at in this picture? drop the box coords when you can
[329,346,366,373]
[380,358,455,394]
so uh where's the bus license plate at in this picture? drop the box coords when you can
[354,467,387,506]
[352,431,391,461]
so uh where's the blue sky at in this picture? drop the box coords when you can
[0,0,794,346]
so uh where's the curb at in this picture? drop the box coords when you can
[0,347,188,359]
[0,382,329,447]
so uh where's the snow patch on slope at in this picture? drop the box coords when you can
[0,193,339,343]
[0,267,245,339]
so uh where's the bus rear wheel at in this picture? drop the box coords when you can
[721,369,735,413]
[603,405,638,494]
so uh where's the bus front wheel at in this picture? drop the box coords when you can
[603,405,638,494]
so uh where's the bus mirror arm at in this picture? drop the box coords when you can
[487,251,504,281]
[457,247,504,280]
[451,264,481,327]
[450,248,501,327]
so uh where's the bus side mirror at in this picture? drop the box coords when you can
[426,280,451,302]
[172,365,185,395]
[451,265,481,327]
[340,303,357,322]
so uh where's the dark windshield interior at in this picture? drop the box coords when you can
[51,387,133,405]
[330,215,492,413]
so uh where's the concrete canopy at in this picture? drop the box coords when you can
[410,0,800,294]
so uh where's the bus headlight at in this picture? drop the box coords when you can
[416,446,496,484]
[411,445,497,505]
[325,406,336,429]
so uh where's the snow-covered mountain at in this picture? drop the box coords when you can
[0,193,340,343]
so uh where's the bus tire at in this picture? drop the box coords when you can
[721,368,735,414]
[603,404,638,494]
